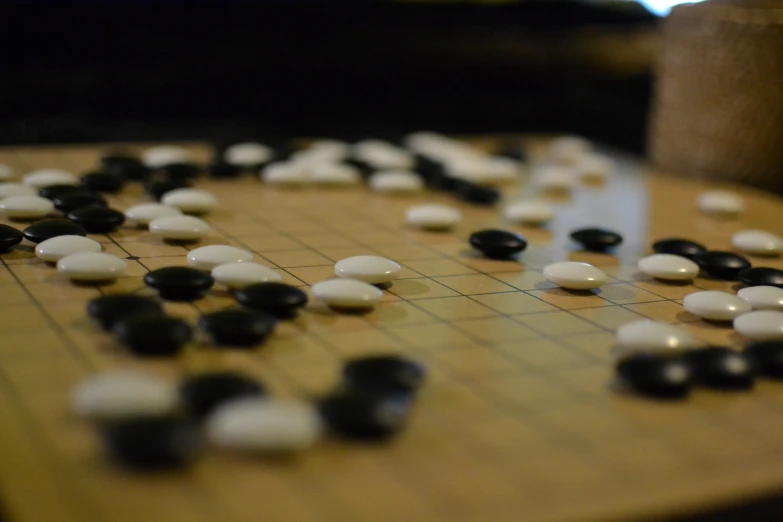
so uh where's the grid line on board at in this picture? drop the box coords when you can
[1,141,783,522]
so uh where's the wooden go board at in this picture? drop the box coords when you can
[0,138,783,522]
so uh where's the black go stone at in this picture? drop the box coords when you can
[101,415,201,470]
[156,162,201,181]
[87,294,165,331]
[145,179,191,201]
[426,173,458,192]
[693,251,751,280]
[495,146,527,162]
[413,154,446,180]
[451,179,500,206]
[686,347,755,390]
[144,267,215,301]
[207,163,242,178]
[101,155,150,181]
[198,308,277,347]
[38,184,85,201]
[317,391,413,441]
[80,171,125,193]
[616,353,692,400]
[570,227,623,251]
[0,224,23,253]
[22,219,87,243]
[738,267,783,289]
[180,372,266,419]
[343,355,426,396]
[652,238,707,260]
[745,341,783,379]
[469,229,527,259]
[67,206,126,234]
[343,158,375,179]
[52,191,107,213]
[113,315,193,357]
[234,282,308,319]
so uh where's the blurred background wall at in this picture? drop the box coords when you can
[1,0,665,152]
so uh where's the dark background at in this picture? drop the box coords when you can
[1,0,656,152]
[2,0,781,519]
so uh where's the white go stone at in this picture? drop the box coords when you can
[309,163,361,186]
[734,311,783,341]
[35,235,102,262]
[504,201,556,225]
[446,157,520,185]
[71,370,178,420]
[334,255,402,284]
[0,181,38,199]
[290,148,345,166]
[0,195,54,220]
[482,157,522,184]
[212,262,282,289]
[142,145,190,168]
[531,165,576,191]
[308,140,350,158]
[124,203,183,226]
[262,162,309,186]
[697,190,744,215]
[187,244,253,271]
[57,252,127,282]
[543,261,607,290]
[405,204,462,231]
[547,136,591,164]
[0,164,14,180]
[683,290,752,321]
[149,215,210,241]
[738,286,783,311]
[161,188,218,214]
[224,142,274,167]
[732,229,783,257]
[354,140,414,170]
[637,254,699,281]
[0,183,36,199]
[207,398,323,453]
[445,157,488,182]
[311,278,384,309]
[22,169,77,188]
[369,170,423,194]
[404,132,453,154]
[616,320,699,354]
[575,153,612,180]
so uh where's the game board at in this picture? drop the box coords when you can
[0,137,783,522]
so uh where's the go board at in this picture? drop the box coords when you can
[0,138,783,522]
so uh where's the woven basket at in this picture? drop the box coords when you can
[649,0,783,193]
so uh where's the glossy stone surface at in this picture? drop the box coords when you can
[616,353,692,399]
[739,267,783,289]
[693,251,751,280]
[198,308,277,347]
[469,229,527,259]
[0,224,23,252]
[570,227,623,251]
[651,238,707,260]
[22,219,87,244]
[144,266,215,301]
[234,282,308,318]
[67,206,126,233]
[686,347,755,390]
